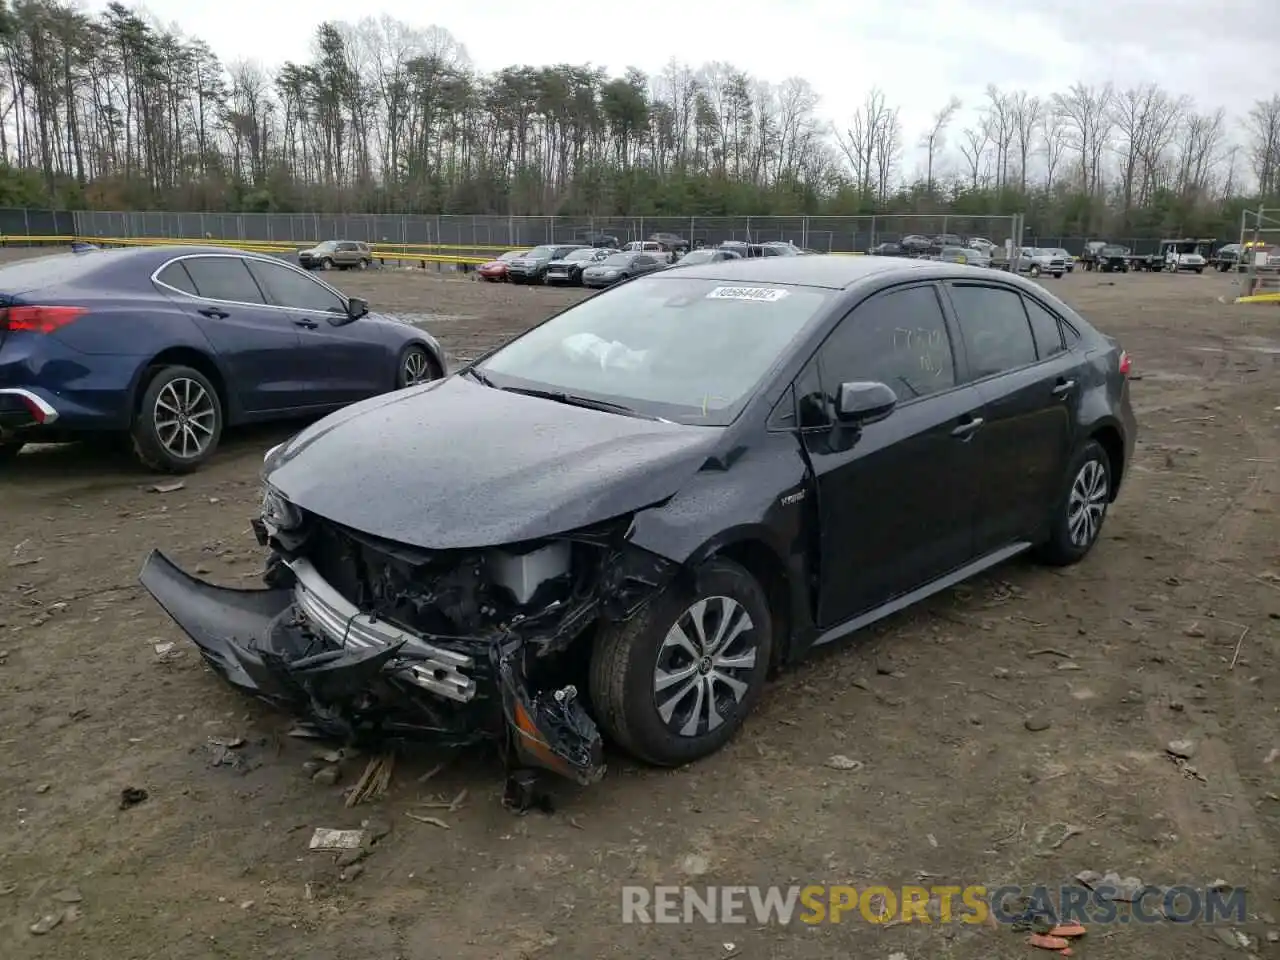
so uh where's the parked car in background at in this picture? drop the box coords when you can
[545,247,614,285]
[299,240,373,271]
[576,232,621,249]
[623,240,674,263]
[1047,248,1075,273]
[648,233,690,256]
[870,242,903,256]
[937,245,991,268]
[477,250,531,283]
[968,237,996,254]
[719,241,802,259]
[0,246,445,472]
[900,235,933,255]
[140,254,1136,791]
[581,251,667,287]
[1078,241,1108,271]
[1097,245,1131,273]
[1017,248,1067,278]
[932,233,964,248]
[761,241,806,256]
[1158,239,1209,273]
[507,245,588,284]
[668,248,743,267]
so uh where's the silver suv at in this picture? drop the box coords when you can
[299,240,373,271]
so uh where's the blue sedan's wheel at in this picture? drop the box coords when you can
[131,365,224,474]
[397,345,439,389]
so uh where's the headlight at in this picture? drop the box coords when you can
[605,270,618,278]
[261,483,302,532]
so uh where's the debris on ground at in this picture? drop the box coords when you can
[406,813,450,829]
[206,736,247,769]
[502,769,554,814]
[29,912,63,935]
[308,828,365,851]
[118,786,148,809]
[824,754,864,771]
[1024,714,1052,732]
[147,481,185,494]
[1074,870,1145,901]
[345,752,394,807]
[1165,739,1196,759]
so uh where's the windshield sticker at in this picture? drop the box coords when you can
[706,286,790,303]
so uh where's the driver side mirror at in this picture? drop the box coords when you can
[835,381,897,425]
[346,296,368,320]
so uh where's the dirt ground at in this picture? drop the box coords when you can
[2,255,1279,959]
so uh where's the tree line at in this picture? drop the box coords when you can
[0,0,1277,240]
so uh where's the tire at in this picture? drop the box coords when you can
[1035,440,1112,567]
[1194,267,1204,274]
[130,365,223,473]
[320,257,334,271]
[588,557,773,767]
[358,259,370,270]
[0,441,25,463]
[396,344,440,389]
[1052,272,1063,279]
[1029,264,1041,277]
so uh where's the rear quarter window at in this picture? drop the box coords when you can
[156,261,198,295]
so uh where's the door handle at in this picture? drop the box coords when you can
[1052,379,1077,397]
[197,307,228,319]
[293,318,319,329]
[951,416,984,438]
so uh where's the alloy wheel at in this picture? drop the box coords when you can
[153,377,217,459]
[402,349,432,386]
[653,596,758,737]
[1067,459,1108,547]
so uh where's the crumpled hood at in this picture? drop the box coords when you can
[266,376,721,550]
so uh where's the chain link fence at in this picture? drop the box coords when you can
[0,207,1213,257]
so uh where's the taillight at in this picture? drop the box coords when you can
[0,305,87,334]
[1118,350,1132,376]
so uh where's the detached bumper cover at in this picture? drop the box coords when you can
[138,549,605,784]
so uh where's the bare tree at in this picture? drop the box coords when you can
[1246,94,1280,195]
[1008,91,1042,191]
[874,105,902,202]
[1110,84,1172,220]
[957,125,988,188]
[1041,109,1067,189]
[1174,108,1225,198]
[920,95,960,195]
[982,85,1014,189]
[835,87,896,196]
[1052,82,1114,195]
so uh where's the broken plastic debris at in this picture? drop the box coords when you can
[823,755,864,771]
[308,828,365,851]
[1028,933,1069,950]
[147,481,185,494]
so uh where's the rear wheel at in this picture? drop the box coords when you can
[1036,440,1111,566]
[588,558,772,767]
[130,365,223,473]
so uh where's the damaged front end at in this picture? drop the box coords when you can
[138,486,676,788]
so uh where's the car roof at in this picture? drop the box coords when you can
[648,253,938,289]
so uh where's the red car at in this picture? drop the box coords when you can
[477,250,530,282]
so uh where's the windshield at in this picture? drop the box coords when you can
[599,253,635,266]
[527,246,555,258]
[500,250,529,261]
[476,276,833,425]
[941,247,969,257]
[313,241,337,252]
[1101,246,1127,255]
[564,249,596,262]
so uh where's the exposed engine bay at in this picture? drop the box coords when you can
[139,481,677,797]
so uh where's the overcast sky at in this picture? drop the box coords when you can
[89,0,1277,171]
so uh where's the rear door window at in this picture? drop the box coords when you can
[180,256,266,304]
[946,283,1037,379]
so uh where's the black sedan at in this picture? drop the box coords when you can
[545,247,614,285]
[581,251,667,287]
[0,246,445,471]
[141,256,1137,794]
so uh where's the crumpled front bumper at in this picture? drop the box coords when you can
[138,550,606,785]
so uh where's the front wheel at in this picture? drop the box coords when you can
[320,257,334,271]
[588,557,773,767]
[1029,264,1041,277]
[396,344,440,389]
[1035,440,1112,566]
[131,365,224,473]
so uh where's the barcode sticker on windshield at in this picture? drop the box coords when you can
[706,286,789,303]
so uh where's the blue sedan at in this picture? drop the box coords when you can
[0,245,446,472]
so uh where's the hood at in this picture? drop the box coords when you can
[511,254,550,266]
[265,376,721,550]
